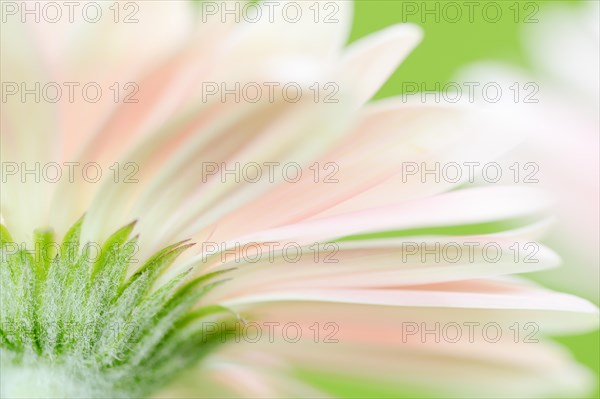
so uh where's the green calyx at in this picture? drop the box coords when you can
[0,218,237,398]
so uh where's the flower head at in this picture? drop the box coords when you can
[1,1,598,398]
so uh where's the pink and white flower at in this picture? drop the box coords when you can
[0,1,597,398]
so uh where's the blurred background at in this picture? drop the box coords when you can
[350,1,599,396]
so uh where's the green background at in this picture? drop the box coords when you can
[350,0,583,94]
[350,1,599,397]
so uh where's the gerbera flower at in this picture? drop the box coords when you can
[1,1,597,398]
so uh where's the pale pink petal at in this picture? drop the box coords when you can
[192,238,558,297]
[225,186,552,247]
[340,24,422,107]
[206,278,599,335]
